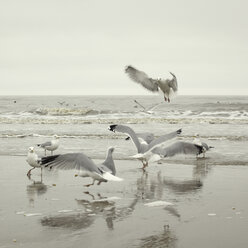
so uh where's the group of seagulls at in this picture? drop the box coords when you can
[26,126,213,187]
[26,65,213,187]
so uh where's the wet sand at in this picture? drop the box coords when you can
[1,156,248,248]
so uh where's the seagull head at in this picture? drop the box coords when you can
[28,147,35,153]
[107,146,115,153]
[193,133,200,138]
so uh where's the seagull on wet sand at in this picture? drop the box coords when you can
[125,65,178,102]
[151,141,214,161]
[26,147,42,177]
[109,124,182,170]
[37,135,60,156]
[40,147,123,187]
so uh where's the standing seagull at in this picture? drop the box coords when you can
[40,147,123,187]
[125,65,178,102]
[26,147,42,178]
[109,124,182,170]
[37,135,60,156]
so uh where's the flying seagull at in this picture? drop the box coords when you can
[26,147,42,178]
[37,135,60,156]
[109,124,182,170]
[125,65,178,102]
[40,147,123,187]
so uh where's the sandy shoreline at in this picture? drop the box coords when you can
[1,155,248,248]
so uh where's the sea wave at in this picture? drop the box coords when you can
[0,115,248,125]
[0,133,247,141]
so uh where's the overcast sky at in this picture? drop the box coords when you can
[0,0,247,95]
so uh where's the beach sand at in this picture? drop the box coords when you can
[1,155,248,248]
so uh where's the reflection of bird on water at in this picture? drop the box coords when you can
[41,193,138,231]
[138,228,177,248]
[41,147,123,187]
[41,212,95,230]
[109,124,181,170]
[37,135,60,156]
[162,177,203,194]
[136,171,181,220]
[125,65,178,102]
[26,179,48,205]
[26,147,42,178]
[77,193,138,230]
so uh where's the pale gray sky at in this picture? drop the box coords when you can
[0,0,247,95]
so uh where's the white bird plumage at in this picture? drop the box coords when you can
[26,147,42,177]
[37,135,60,155]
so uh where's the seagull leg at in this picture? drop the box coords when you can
[41,167,43,182]
[97,181,102,186]
[164,96,168,102]
[168,98,170,103]
[27,167,35,177]
[84,179,95,187]
[84,191,95,200]
[142,161,148,171]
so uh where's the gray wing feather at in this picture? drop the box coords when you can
[168,78,178,93]
[137,132,155,144]
[152,141,200,157]
[125,66,159,92]
[40,141,52,148]
[148,130,181,150]
[43,153,100,173]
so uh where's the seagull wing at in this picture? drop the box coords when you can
[41,153,101,173]
[152,141,203,157]
[125,65,159,92]
[38,141,52,148]
[147,129,182,150]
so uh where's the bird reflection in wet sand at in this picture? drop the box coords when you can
[138,227,177,248]
[162,177,203,194]
[136,171,180,220]
[41,193,138,231]
[26,179,48,205]
[77,192,138,230]
[41,212,95,230]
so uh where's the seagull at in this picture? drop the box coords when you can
[40,147,123,187]
[26,147,42,177]
[37,135,60,156]
[150,141,214,161]
[125,65,178,102]
[109,124,182,170]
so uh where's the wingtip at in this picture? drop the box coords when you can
[177,128,182,134]
[108,124,117,132]
[125,65,135,73]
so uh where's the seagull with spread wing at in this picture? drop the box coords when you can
[125,65,178,102]
[109,124,182,170]
[40,147,123,187]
